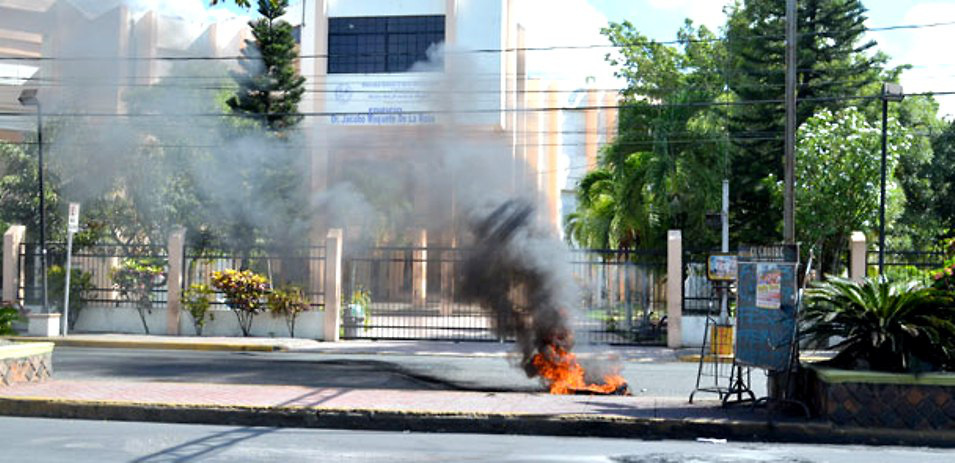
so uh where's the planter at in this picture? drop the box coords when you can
[0,341,54,386]
[342,304,365,338]
[27,312,61,337]
[805,365,955,430]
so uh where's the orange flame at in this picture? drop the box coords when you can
[531,344,627,395]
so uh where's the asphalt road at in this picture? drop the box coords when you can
[52,347,767,398]
[2,416,952,463]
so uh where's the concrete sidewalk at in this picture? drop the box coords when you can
[0,379,950,447]
[6,334,686,362]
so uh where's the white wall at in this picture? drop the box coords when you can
[453,0,504,127]
[74,306,326,339]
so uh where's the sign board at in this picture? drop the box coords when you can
[67,202,80,234]
[707,254,737,281]
[734,244,799,371]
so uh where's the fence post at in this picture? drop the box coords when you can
[666,230,682,348]
[166,227,185,336]
[3,225,25,305]
[849,231,866,282]
[412,229,427,308]
[324,228,343,342]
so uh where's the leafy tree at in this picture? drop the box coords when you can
[0,141,63,243]
[791,107,911,272]
[567,21,725,250]
[724,0,885,244]
[228,0,305,133]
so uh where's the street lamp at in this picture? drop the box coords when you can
[879,83,904,276]
[18,88,48,313]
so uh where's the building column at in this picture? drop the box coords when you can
[2,225,26,304]
[584,90,598,170]
[323,228,343,342]
[166,227,185,336]
[412,229,428,308]
[666,230,683,349]
[849,231,867,282]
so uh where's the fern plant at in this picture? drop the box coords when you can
[802,276,955,373]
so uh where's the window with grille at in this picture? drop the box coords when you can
[328,15,445,74]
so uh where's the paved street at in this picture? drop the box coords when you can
[52,346,766,399]
[2,416,953,463]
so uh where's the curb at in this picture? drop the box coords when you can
[0,396,952,448]
[677,354,831,364]
[5,337,287,352]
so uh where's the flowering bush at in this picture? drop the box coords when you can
[267,285,309,337]
[210,269,268,336]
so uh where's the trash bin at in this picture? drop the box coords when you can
[343,303,365,338]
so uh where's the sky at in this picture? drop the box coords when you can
[121,0,955,119]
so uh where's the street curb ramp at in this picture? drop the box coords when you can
[1,397,954,448]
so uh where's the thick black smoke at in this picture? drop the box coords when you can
[459,199,575,378]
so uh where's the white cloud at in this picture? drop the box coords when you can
[883,3,955,119]
[646,0,731,32]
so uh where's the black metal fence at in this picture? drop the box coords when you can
[18,242,168,309]
[341,246,667,345]
[682,249,722,316]
[866,249,947,284]
[183,246,326,311]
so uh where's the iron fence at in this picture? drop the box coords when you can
[18,242,168,309]
[341,246,667,345]
[182,246,327,311]
[683,249,723,316]
[866,249,947,284]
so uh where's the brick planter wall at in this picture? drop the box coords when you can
[0,343,54,387]
[809,366,955,430]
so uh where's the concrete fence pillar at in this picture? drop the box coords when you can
[666,230,682,349]
[3,225,25,304]
[849,231,866,282]
[324,228,343,342]
[412,229,427,308]
[166,227,185,336]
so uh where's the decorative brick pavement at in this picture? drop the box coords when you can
[0,379,737,420]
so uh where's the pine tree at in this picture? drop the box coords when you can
[228,0,305,132]
[724,0,884,244]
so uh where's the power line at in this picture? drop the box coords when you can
[2,91,953,119]
[1,20,954,62]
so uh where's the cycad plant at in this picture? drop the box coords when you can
[802,276,955,373]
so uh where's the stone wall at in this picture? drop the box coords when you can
[0,344,53,386]
[809,366,955,430]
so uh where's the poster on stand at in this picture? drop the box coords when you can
[755,263,781,309]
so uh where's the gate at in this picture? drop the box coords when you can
[341,246,667,345]
[682,249,721,316]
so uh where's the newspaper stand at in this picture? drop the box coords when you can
[733,244,809,416]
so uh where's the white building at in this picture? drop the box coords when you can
[299,0,618,242]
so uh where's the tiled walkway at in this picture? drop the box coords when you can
[0,379,744,420]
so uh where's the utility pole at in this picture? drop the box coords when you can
[783,0,797,244]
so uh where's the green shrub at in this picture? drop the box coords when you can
[182,283,215,336]
[0,303,22,336]
[267,285,309,337]
[111,258,166,334]
[48,265,94,330]
[802,276,955,373]
[210,269,268,337]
